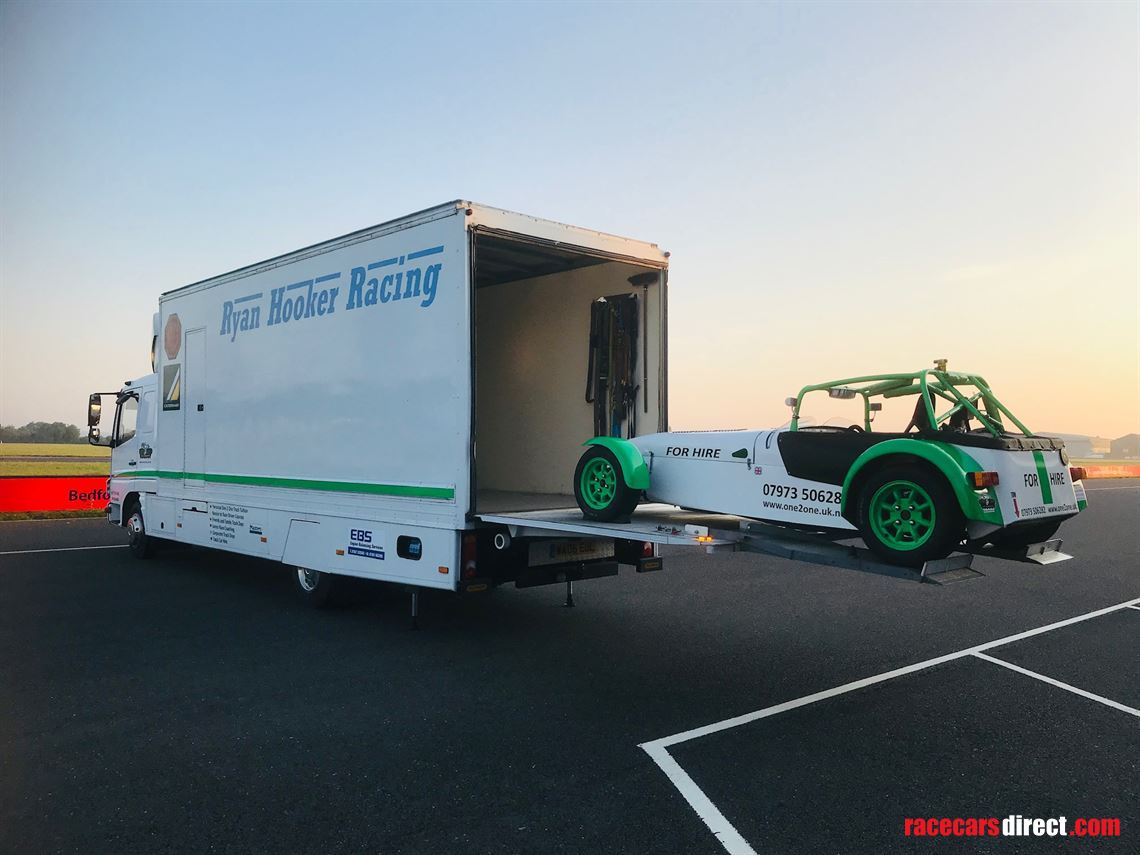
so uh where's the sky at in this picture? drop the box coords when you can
[1,0,1137,439]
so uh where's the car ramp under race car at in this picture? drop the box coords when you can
[477,504,1072,583]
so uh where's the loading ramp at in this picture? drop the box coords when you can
[478,504,1071,583]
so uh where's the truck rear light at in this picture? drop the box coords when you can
[1069,466,1087,482]
[642,541,654,558]
[968,471,1000,488]
[462,533,477,579]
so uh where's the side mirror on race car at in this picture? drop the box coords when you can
[784,397,797,408]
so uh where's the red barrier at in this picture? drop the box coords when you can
[0,476,110,513]
[1083,464,1140,479]
[1,465,1134,515]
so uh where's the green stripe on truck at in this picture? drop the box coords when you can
[111,470,454,500]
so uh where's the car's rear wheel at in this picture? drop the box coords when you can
[857,464,963,567]
[574,446,640,522]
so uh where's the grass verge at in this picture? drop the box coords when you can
[0,443,110,458]
[0,510,107,521]
[0,461,110,476]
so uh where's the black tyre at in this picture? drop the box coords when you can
[293,566,338,608]
[856,464,964,568]
[573,446,640,522]
[125,501,154,559]
[987,519,1062,548]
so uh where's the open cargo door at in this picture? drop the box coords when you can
[470,229,665,516]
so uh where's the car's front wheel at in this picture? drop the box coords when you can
[856,464,964,568]
[573,446,640,522]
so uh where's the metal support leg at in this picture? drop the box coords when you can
[563,579,575,608]
[411,589,419,630]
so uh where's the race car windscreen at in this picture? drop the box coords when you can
[795,392,917,432]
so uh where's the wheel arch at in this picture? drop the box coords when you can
[583,437,650,490]
[121,491,142,526]
[840,440,977,522]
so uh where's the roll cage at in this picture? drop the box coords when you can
[787,367,1033,437]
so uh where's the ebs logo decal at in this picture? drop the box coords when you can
[347,528,385,561]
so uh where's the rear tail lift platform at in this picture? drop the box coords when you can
[477,506,1072,582]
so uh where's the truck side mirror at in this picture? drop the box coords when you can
[87,393,114,446]
[89,425,113,447]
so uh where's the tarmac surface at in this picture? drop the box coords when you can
[1,481,1137,853]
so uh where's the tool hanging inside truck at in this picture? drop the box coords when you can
[586,292,639,438]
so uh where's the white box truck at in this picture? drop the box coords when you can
[88,201,721,611]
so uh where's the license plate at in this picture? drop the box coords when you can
[528,539,615,567]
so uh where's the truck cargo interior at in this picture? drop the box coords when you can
[472,231,665,515]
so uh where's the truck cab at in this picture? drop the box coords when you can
[87,374,158,526]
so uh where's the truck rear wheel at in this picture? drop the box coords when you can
[125,502,154,559]
[574,446,640,522]
[294,566,337,608]
[856,464,963,568]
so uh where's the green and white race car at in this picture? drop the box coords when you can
[573,362,1087,567]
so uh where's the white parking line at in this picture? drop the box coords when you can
[971,652,1140,717]
[642,743,757,855]
[0,545,128,556]
[640,595,1140,855]
[642,596,1140,750]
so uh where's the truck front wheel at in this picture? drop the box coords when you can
[574,446,640,522]
[125,502,154,559]
[294,566,337,607]
[856,464,964,568]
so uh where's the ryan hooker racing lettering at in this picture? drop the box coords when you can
[218,245,444,342]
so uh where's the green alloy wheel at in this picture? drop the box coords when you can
[574,446,640,522]
[868,480,936,551]
[580,457,617,509]
[857,464,963,568]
